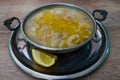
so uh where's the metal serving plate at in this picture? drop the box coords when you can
[8,21,110,79]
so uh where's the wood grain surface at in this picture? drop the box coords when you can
[0,0,120,80]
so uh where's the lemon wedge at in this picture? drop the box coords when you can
[32,49,57,67]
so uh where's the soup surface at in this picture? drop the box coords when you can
[24,7,93,48]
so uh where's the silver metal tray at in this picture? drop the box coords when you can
[8,21,110,79]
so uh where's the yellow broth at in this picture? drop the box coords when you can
[24,7,93,48]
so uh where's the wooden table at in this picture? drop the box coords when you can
[0,0,120,80]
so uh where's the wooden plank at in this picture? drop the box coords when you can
[0,0,120,80]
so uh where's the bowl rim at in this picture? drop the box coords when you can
[21,3,97,51]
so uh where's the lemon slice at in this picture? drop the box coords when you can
[32,49,57,67]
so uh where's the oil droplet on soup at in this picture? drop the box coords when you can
[24,7,93,48]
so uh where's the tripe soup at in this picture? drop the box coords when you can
[24,7,93,48]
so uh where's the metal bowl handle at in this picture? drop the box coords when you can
[4,17,21,31]
[92,9,108,42]
[92,9,108,21]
